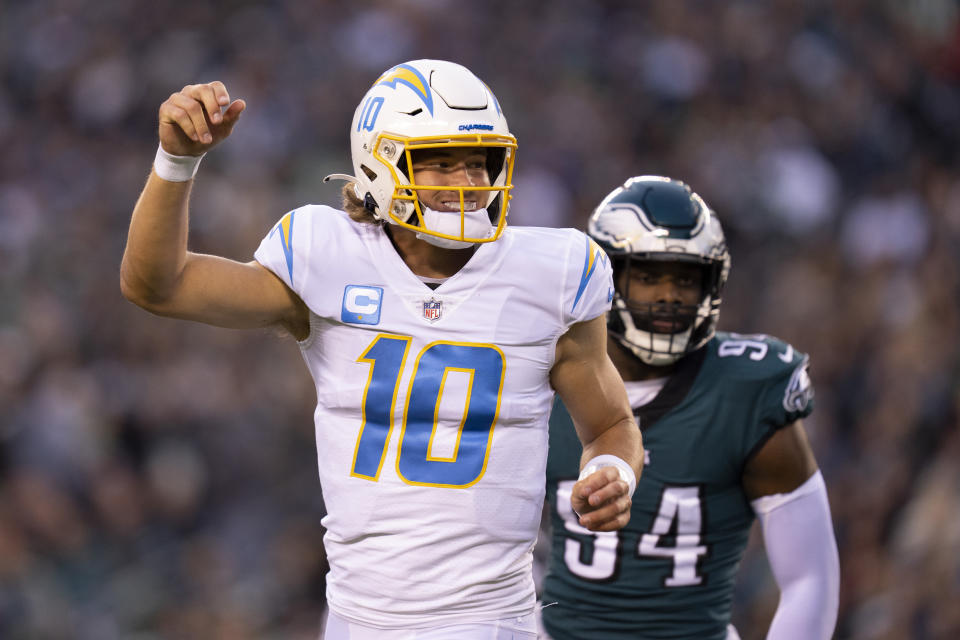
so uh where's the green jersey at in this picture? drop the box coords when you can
[542,332,814,640]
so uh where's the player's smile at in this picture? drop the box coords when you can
[410,146,490,213]
[417,185,486,213]
[429,198,480,212]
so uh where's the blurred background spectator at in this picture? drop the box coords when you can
[1,0,957,638]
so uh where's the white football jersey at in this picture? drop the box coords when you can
[254,206,613,628]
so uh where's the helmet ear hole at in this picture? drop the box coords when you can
[360,164,378,181]
[363,192,379,214]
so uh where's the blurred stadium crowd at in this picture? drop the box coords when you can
[1,1,958,638]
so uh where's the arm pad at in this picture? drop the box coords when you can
[751,470,840,640]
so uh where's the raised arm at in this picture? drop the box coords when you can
[550,314,643,532]
[120,82,308,339]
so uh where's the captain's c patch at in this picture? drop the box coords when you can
[342,285,384,325]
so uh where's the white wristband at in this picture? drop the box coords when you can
[153,144,205,182]
[579,454,637,496]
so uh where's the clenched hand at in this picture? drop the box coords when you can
[159,82,245,156]
[571,466,633,532]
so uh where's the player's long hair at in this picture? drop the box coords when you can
[341,183,378,225]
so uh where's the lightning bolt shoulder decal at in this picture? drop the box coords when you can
[571,237,608,313]
[269,210,296,286]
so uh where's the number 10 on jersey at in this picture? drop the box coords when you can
[352,334,505,488]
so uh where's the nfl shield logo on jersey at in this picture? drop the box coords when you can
[423,298,443,322]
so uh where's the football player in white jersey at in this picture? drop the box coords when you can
[120,60,642,639]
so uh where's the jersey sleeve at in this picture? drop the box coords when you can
[711,333,815,463]
[561,231,614,327]
[253,206,316,296]
[757,341,815,429]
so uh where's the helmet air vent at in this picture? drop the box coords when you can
[429,69,488,109]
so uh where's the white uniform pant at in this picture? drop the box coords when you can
[323,609,537,640]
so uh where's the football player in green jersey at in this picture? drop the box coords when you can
[540,176,840,640]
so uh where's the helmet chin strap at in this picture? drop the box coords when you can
[415,205,494,249]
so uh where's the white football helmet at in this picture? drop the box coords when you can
[588,176,731,366]
[339,59,517,247]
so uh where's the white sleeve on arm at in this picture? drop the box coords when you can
[751,470,840,640]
